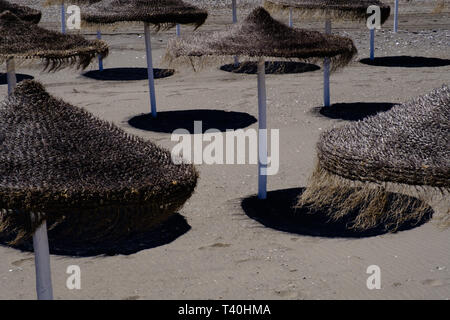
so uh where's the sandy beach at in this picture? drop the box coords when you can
[0,0,449,300]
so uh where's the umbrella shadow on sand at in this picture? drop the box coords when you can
[220,61,320,74]
[311,102,398,121]
[128,109,257,134]
[82,67,175,81]
[0,213,191,257]
[0,73,34,85]
[360,56,450,68]
[241,188,433,238]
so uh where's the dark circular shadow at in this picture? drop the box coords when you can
[82,67,175,81]
[0,213,191,257]
[0,73,34,85]
[360,56,450,68]
[128,109,257,134]
[220,61,320,74]
[241,188,433,238]
[312,102,398,121]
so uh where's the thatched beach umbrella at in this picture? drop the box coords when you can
[0,80,198,299]
[44,0,105,69]
[0,10,108,95]
[0,0,41,23]
[264,0,390,107]
[394,0,398,32]
[165,7,357,199]
[298,85,450,231]
[81,0,207,118]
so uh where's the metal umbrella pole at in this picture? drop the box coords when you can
[394,0,399,33]
[97,30,104,71]
[232,0,239,66]
[288,8,293,27]
[257,58,267,200]
[144,23,157,117]
[31,213,53,300]
[6,57,16,95]
[323,19,331,107]
[61,1,66,34]
[369,28,375,60]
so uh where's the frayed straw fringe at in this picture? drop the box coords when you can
[0,192,190,245]
[437,203,450,228]
[297,163,448,232]
[80,0,207,28]
[163,50,355,73]
[44,0,99,6]
[264,1,391,25]
[0,44,108,71]
[80,19,197,33]
[163,8,357,72]
[43,0,63,5]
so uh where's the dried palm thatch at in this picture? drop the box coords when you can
[165,7,357,70]
[264,0,391,24]
[0,0,41,24]
[0,80,198,246]
[298,85,450,232]
[0,11,109,71]
[44,0,101,6]
[81,0,208,30]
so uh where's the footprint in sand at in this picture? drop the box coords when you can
[422,279,450,287]
[274,289,303,299]
[11,258,34,267]
[198,243,231,250]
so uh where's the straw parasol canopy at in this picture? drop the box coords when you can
[166,7,357,199]
[81,0,208,30]
[0,10,109,71]
[81,0,208,117]
[165,7,357,68]
[0,80,198,245]
[0,0,41,24]
[298,85,450,231]
[264,0,391,24]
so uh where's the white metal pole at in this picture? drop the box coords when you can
[97,30,103,71]
[394,0,399,33]
[289,8,293,27]
[232,0,237,24]
[6,58,16,95]
[176,24,181,37]
[370,28,375,60]
[323,19,331,107]
[232,0,239,66]
[61,2,66,34]
[257,58,267,200]
[32,216,53,300]
[144,23,157,117]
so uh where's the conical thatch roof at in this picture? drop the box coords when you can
[0,80,198,245]
[298,85,450,231]
[0,0,41,24]
[81,0,208,30]
[318,85,449,188]
[0,11,109,71]
[165,7,357,69]
[264,0,391,24]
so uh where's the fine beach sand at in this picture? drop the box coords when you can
[0,0,449,299]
